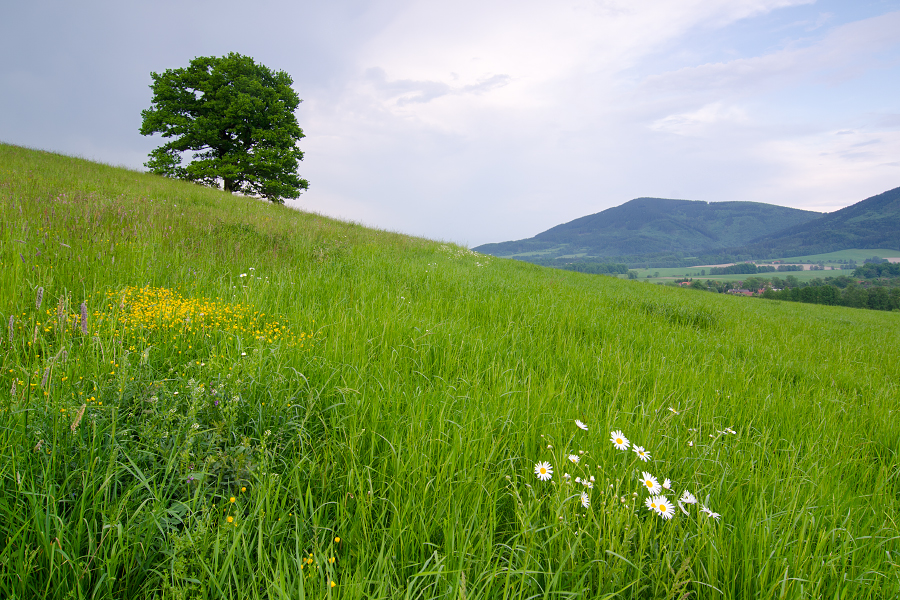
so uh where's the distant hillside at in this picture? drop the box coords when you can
[735,186,900,257]
[475,198,822,259]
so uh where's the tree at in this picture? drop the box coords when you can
[140,53,308,202]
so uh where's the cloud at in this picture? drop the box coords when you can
[364,67,510,106]
[649,102,750,136]
[638,10,900,99]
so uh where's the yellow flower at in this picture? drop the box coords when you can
[226,516,234,523]
[230,496,236,503]
[330,581,336,588]
[334,536,341,543]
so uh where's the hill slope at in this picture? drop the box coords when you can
[1,144,898,599]
[736,185,900,257]
[474,198,822,258]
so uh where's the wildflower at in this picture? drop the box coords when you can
[668,407,678,414]
[547,444,553,449]
[241,486,247,493]
[230,496,236,503]
[330,581,337,588]
[701,505,721,520]
[645,496,659,513]
[633,446,651,462]
[335,537,341,543]
[662,478,671,490]
[610,430,630,450]
[226,516,234,523]
[655,496,674,520]
[563,473,571,480]
[575,419,588,431]
[534,461,553,481]
[640,472,661,495]
[567,454,580,464]
[680,490,697,505]
[580,492,590,508]
[583,480,594,489]
[688,441,694,447]
[725,427,736,435]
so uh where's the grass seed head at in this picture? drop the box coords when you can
[71,404,86,432]
[35,287,44,310]
[7,315,14,344]
[57,295,66,330]
[80,301,88,334]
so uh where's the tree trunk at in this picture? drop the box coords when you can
[223,177,234,193]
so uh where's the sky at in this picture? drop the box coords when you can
[2,0,900,247]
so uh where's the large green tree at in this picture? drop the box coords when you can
[140,53,308,202]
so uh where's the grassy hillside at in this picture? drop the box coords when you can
[1,143,898,599]
[474,197,822,260]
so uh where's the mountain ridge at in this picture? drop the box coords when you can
[475,188,900,267]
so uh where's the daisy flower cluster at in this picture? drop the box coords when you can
[531,419,721,523]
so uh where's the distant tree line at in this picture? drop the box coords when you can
[683,266,900,312]
[854,262,900,278]
[762,285,900,311]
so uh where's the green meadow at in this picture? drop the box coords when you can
[1,143,898,599]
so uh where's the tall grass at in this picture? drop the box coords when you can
[1,143,898,599]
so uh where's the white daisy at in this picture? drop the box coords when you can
[640,472,661,495]
[655,496,675,520]
[568,454,580,464]
[633,446,651,462]
[534,461,553,481]
[580,492,590,508]
[644,496,659,513]
[668,407,679,414]
[575,419,588,431]
[564,473,571,480]
[583,480,594,489]
[610,430,630,450]
[662,478,671,490]
[680,490,697,505]
[701,505,721,520]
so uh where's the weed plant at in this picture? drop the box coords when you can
[1,143,898,598]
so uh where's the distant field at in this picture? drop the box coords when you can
[628,249,900,283]
[630,266,853,283]
[777,248,900,263]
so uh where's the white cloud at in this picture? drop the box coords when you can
[650,102,750,136]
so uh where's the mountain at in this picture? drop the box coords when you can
[735,186,900,257]
[474,198,822,259]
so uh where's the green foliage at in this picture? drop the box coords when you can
[1,144,899,598]
[854,262,900,278]
[140,53,308,202]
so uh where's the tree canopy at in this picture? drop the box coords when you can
[140,53,308,202]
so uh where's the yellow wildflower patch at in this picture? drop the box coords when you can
[95,286,310,348]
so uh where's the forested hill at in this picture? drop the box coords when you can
[474,197,822,258]
[735,186,900,257]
